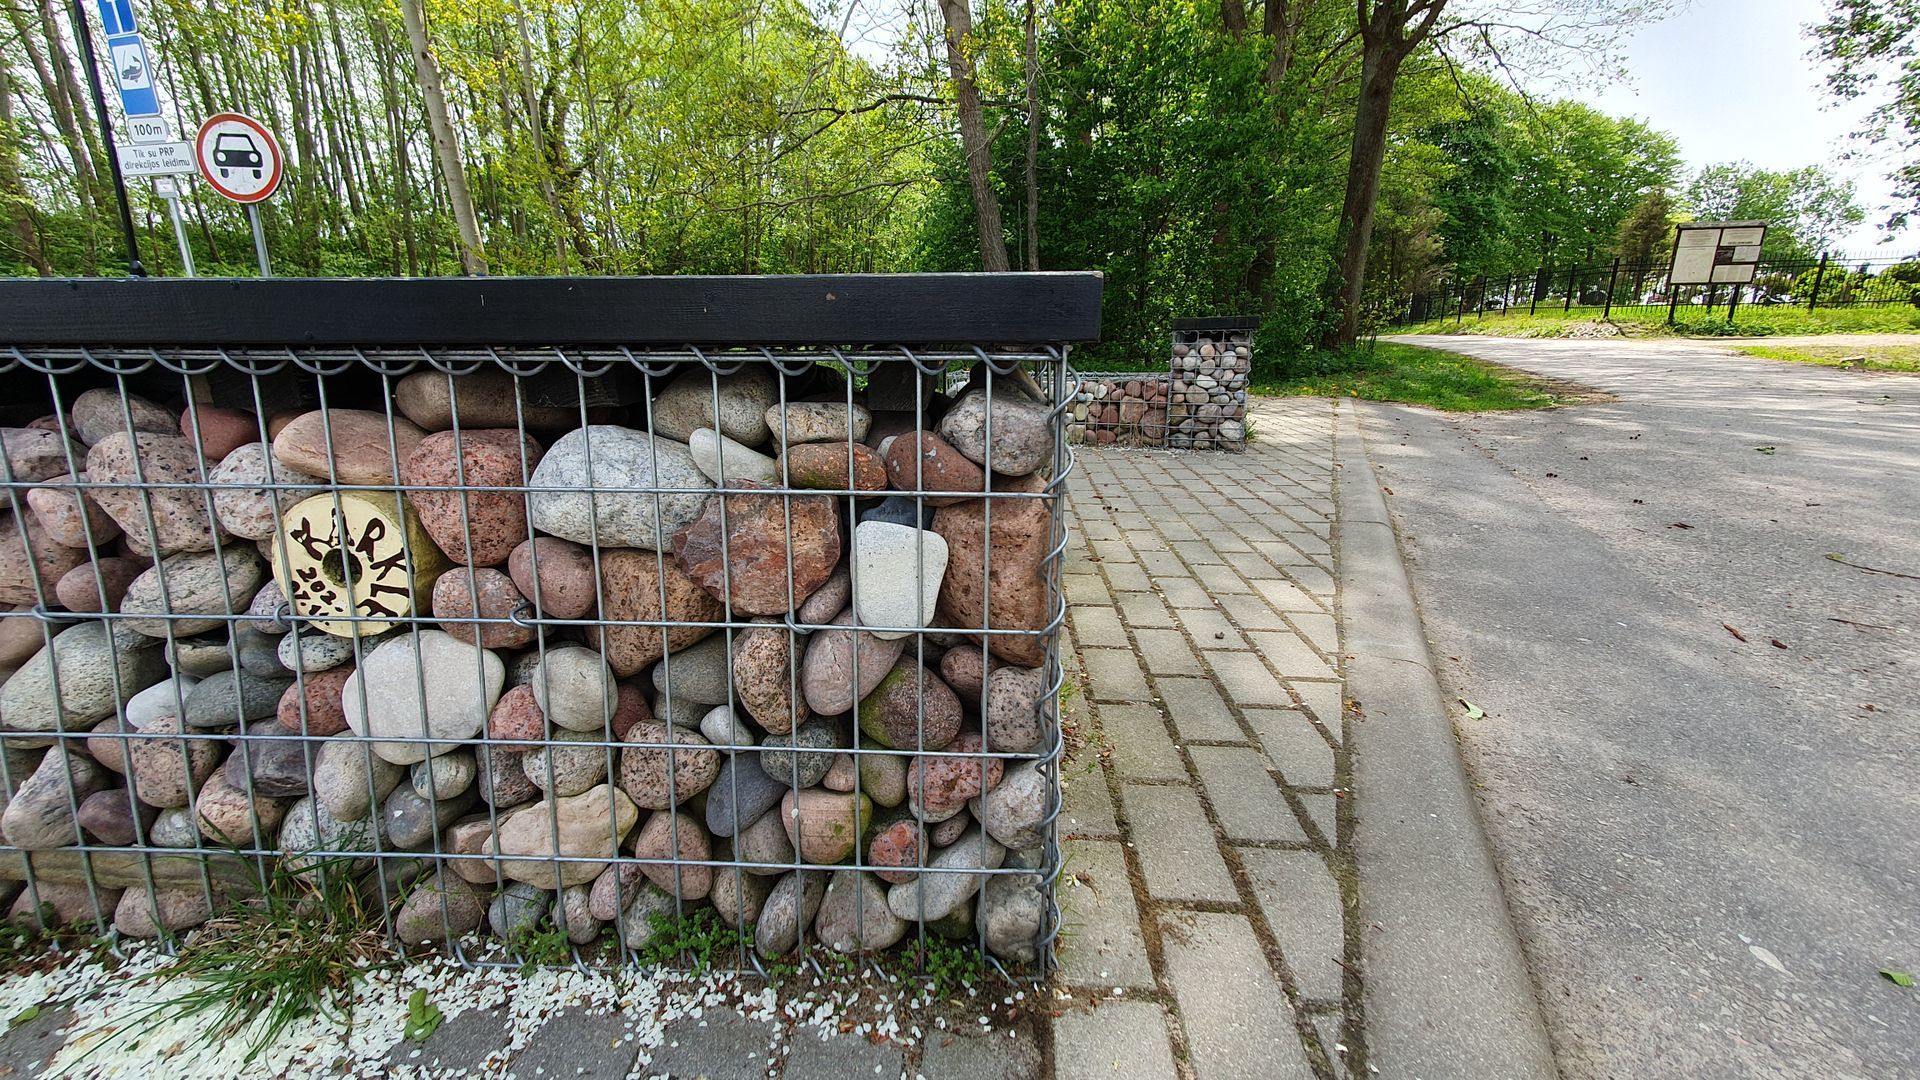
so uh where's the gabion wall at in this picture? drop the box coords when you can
[0,276,1090,973]
[1066,372,1170,448]
[1167,320,1253,451]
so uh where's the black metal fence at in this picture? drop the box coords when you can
[0,274,1100,976]
[1398,250,1920,325]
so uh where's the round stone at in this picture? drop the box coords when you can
[615,721,719,809]
[527,426,707,549]
[731,621,807,736]
[276,667,354,736]
[508,537,597,621]
[26,473,120,549]
[272,409,426,486]
[403,429,544,567]
[524,728,612,797]
[985,665,1050,752]
[53,557,144,614]
[340,630,504,764]
[531,646,619,733]
[209,442,323,541]
[119,547,266,637]
[411,748,478,800]
[432,567,534,649]
[880,431,983,505]
[851,521,947,640]
[856,658,962,752]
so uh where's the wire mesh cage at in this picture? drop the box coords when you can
[1167,318,1253,452]
[0,275,1099,976]
[1067,372,1170,448]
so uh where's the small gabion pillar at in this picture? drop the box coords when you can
[1167,317,1255,452]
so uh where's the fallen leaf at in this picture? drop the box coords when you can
[1750,944,1789,975]
[10,1006,38,1027]
[1667,522,1694,530]
[1755,446,1777,455]
[1769,639,1787,649]
[1458,698,1485,720]
[1723,623,1748,643]
[1881,968,1915,988]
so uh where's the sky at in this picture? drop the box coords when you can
[1576,0,1914,253]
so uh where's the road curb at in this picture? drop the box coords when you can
[1333,400,1559,1080]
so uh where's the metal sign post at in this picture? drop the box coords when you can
[68,0,143,276]
[154,176,194,276]
[193,111,284,277]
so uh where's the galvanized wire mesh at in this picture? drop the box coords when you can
[0,340,1073,976]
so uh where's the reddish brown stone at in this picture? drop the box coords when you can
[931,473,1052,667]
[272,409,425,487]
[432,567,534,649]
[277,667,354,736]
[632,810,713,900]
[587,549,722,676]
[731,620,807,736]
[403,429,544,567]
[671,485,839,617]
[610,682,650,739]
[53,557,145,613]
[906,729,1003,821]
[869,818,923,884]
[779,441,887,491]
[0,509,90,604]
[508,537,597,620]
[179,406,259,460]
[488,684,546,742]
[881,431,984,506]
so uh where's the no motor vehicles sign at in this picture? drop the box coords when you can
[193,112,283,203]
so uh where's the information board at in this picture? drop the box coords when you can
[1668,221,1766,286]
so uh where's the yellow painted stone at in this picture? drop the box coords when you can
[271,492,448,637]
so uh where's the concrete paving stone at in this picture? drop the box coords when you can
[1058,837,1156,989]
[1157,522,1199,542]
[1311,1013,1353,1080]
[1052,1001,1179,1080]
[1192,564,1253,595]
[510,1008,640,1078]
[1252,579,1321,613]
[1246,630,1337,679]
[386,1005,510,1073]
[1091,539,1136,564]
[640,1008,780,1079]
[1245,708,1336,788]
[1098,703,1188,782]
[1158,910,1315,1080]
[0,1002,70,1079]
[1217,593,1288,630]
[1289,563,1336,597]
[1138,550,1186,576]
[916,1017,1044,1080]
[1204,650,1293,706]
[1124,529,1168,551]
[1169,541,1221,565]
[1286,531,1331,556]
[1064,573,1113,606]
[1175,608,1249,650]
[1288,681,1344,741]
[1208,530,1253,552]
[1062,753,1120,836]
[1295,791,1337,845]
[1116,591,1175,629]
[1187,745,1308,843]
[1079,519,1122,541]
[1154,677,1243,742]
[1083,648,1150,703]
[1111,513,1152,531]
[1133,628,1203,675]
[1066,542,1097,570]
[1121,783,1239,903]
[1222,552,1283,580]
[1252,541,1314,567]
[1070,606,1129,648]
[1104,563,1153,592]
[1291,611,1338,655]
[1241,848,1348,1003]
[1153,578,1215,609]
[783,1028,905,1079]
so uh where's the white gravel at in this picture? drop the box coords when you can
[0,940,1033,1079]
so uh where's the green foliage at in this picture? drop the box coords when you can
[1811,0,1920,230]
[1615,189,1676,267]
[631,906,753,972]
[1402,302,1920,338]
[1683,163,1864,260]
[1736,343,1920,373]
[910,937,988,999]
[508,920,576,972]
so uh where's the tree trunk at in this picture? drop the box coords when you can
[0,65,52,276]
[397,0,488,275]
[937,0,1009,272]
[1321,43,1402,349]
[1023,0,1040,270]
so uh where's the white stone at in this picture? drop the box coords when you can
[853,520,947,640]
[530,646,617,733]
[699,704,757,750]
[687,427,777,485]
[340,630,504,765]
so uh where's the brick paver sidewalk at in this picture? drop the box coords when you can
[1053,398,1353,1080]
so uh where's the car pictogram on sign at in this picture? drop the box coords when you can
[212,133,262,179]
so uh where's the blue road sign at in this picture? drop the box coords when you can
[106,33,159,118]
[95,0,136,35]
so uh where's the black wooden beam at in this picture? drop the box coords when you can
[1171,315,1260,332]
[0,274,1104,346]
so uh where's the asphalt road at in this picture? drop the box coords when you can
[1365,336,1920,1079]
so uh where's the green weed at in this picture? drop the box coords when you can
[1256,342,1567,411]
[631,907,754,973]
